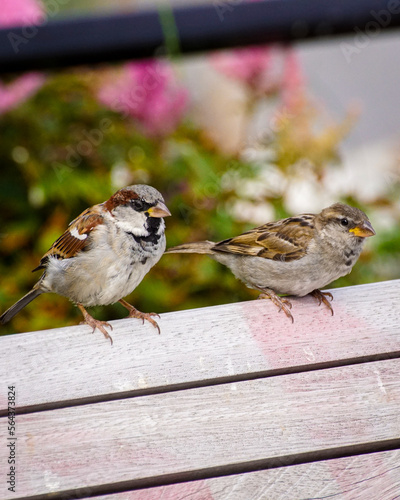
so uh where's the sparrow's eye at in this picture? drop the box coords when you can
[340,218,349,226]
[131,199,144,211]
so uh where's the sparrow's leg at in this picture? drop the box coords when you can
[77,304,114,344]
[256,287,294,323]
[310,289,334,316]
[119,299,161,334]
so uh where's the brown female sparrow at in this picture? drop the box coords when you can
[167,203,375,321]
[0,185,171,344]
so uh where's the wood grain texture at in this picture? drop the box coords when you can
[0,280,399,410]
[0,359,399,498]
[90,450,400,500]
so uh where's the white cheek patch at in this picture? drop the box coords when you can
[70,227,87,240]
[115,219,148,236]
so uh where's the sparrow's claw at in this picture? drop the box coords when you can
[119,299,161,334]
[77,304,114,344]
[257,288,294,323]
[281,298,292,310]
[132,311,161,334]
[310,289,334,316]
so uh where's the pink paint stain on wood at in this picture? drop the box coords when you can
[18,410,215,498]
[239,290,400,495]
[239,290,388,368]
[326,451,400,497]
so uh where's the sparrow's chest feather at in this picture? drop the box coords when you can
[316,233,364,270]
[42,219,166,306]
[290,236,364,294]
[90,221,165,298]
[213,234,364,297]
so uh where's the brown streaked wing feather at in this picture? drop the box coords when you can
[213,216,316,262]
[33,206,104,271]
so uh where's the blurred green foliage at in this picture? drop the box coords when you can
[0,69,399,336]
[0,71,258,334]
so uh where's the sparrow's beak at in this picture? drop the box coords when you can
[349,220,376,238]
[147,201,171,218]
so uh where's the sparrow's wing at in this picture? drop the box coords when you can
[33,205,104,271]
[213,215,316,262]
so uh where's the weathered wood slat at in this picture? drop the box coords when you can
[1,359,399,499]
[1,280,399,412]
[90,449,400,500]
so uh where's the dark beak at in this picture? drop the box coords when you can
[350,219,376,238]
[147,201,171,218]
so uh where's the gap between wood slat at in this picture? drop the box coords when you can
[1,349,399,417]
[9,438,400,500]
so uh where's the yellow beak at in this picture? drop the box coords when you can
[147,201,171,218]
[349,220,375,238]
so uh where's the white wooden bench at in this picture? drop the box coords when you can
[1,279,399,499]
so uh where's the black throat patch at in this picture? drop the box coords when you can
[127,217,162,245]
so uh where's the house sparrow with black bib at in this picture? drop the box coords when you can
[0,185,171,344]
[167,203,375,321]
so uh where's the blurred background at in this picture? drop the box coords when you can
[1,0,399,335]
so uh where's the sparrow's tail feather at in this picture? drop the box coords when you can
[166,241,216,255]
[0,288,43,325]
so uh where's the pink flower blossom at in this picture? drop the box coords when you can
[0,0,45,115]
[0,73,46,114]
[281,50,305,108]
[211,46,274,91]
[98,61,188,137]
[211,45,304,102]
[0,0,44,28]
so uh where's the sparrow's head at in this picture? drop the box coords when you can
[317,203,375,244]
[105,184,171,236]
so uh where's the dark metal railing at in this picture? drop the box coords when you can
[0,0,399,73]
